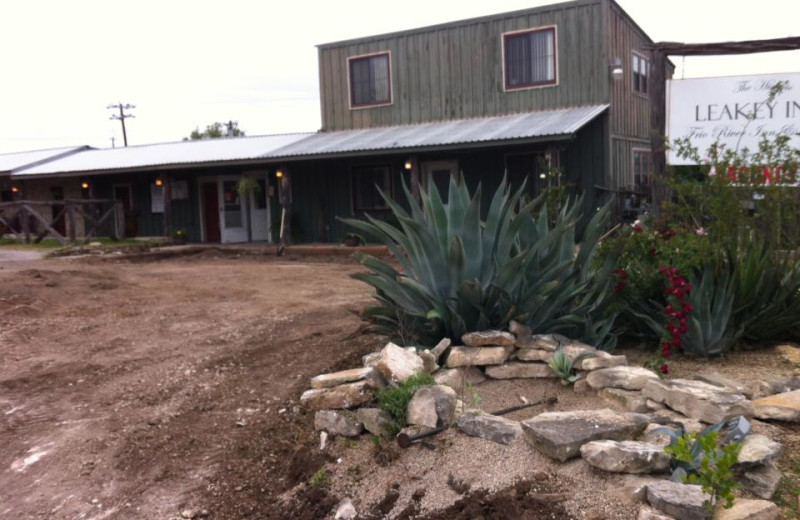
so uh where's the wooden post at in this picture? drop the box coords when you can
[409,156,420,202]
[163,177,172,237]
[20,203,30,244]
[67,201,77,243]
[114,201,124,240]
[649,48,667,215]
[279,170,292,250]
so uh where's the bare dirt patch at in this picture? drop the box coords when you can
[0,253,378,519]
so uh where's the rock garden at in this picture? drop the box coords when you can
[289,143,800,520]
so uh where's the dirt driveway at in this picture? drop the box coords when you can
[0,251,379,519]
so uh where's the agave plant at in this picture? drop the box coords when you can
[340,175,618,346]
[548,345,592,385]
[682,266,741,356]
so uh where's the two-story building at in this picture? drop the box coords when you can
[4,0,667,243]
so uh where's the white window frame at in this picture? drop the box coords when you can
[632,51,650,97]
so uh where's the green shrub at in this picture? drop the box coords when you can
[342,175,618,348]
[376,371,435,436]
[309,468,331,487]
[656,416,749,512]
[548,345,590,385]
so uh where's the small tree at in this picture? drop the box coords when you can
[185,121,245,140]
[236,177,261,243]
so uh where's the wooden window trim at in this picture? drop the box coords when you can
[347,51,393,110]
[501,25,559,92]
[350,164,393,214]
[632,51,650,98]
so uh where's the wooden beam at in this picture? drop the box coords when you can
[648,36,800,56]
[649,48,668,215]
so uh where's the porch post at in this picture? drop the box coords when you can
[279,168,292,250]
[67,201,77,243]
[649,48,668,216]
[163,176,172,238]
[20,203,30,244]
[409,156,420,202]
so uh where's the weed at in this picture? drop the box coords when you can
[465,383,482,406]
[309,468,331,488]
[377,371,435,436]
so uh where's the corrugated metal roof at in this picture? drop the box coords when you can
[12,105,607,178]
[0,146,90,174]
[13,134,313,177]
[268,105,609,158]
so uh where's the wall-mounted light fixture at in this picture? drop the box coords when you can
[154,178,163,187]
[404,159,413,171]
[11,186,20,193]
[611,58,624,81]
[81,181,90,189]
[276,168,284,179]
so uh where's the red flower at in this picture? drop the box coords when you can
[660,364,670,374]
[633,225,643,233]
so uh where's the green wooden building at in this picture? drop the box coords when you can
[4,0,668,243]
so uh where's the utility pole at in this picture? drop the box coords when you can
[107,103,136,147]
[110,137,116,148]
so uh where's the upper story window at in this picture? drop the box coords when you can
[503,26,557,91]
[632,53,649,95]
[348,52,392,109]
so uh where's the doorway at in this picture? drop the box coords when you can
[202,182,220,242]
[421,160,458,200]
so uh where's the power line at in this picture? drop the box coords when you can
[107,102,136,147]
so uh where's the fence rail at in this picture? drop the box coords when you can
[0,199,124,246]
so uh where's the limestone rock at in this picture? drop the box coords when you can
[752,389,800,422]
[434,367,486,390]
[457,411,523,445]
[417,350,439,374]
[310,367,381,389]
[334,497,357,520]
[642,378,753,424]
[363,352,381,367]
[776,343,800,365]
[301,380,376,410]
[646,480,712,520]
[581,353,629,371]
[517,349,553,362]
[756,376,800,397]
[462,330,515,347]
[735,434,784,468]
[446,346,510,367]
[642,424,671,446]
[601,388,650,413]
[406,385,457,428]
[714,498,781,520]
[611,474,652,505]
[647,399,667,411]
[693,372,752,398]
[638,509,677,520]
[515,334,563,350]
[573,379,591,393]
[521,408,649,461]
[376,342,425,383]
[739,463,782,499]
[587,366,660,391]
[430,337,451,361]
[508,320,532,338]
[314,410,364,437]
[581,440,670,473]
[355,408,393,438]
[485,362,556,379]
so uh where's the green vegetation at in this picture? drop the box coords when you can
[376,371,435,436]
[548,345,589,386]
[308,468,331,487]
[342,176,619,348]
[656,416,750,512]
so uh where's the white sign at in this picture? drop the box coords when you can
[667,72,800,165]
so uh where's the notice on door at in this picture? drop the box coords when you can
[667,72,800,165]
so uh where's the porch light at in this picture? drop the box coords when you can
[404,160,413,171]
[276,169,284,178]
[11,186,19,193]
[155,178,163,187]
[539,173,547,179]
[611,58,623,81]
[81,181,90,189]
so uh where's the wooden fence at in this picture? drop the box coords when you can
[0,199,124,246]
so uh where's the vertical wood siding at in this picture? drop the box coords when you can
[318,0,608,131]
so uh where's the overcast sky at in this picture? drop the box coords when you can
[0,0,798,154]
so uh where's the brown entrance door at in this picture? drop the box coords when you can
[50,186,66,236]
[202,183,220,242]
